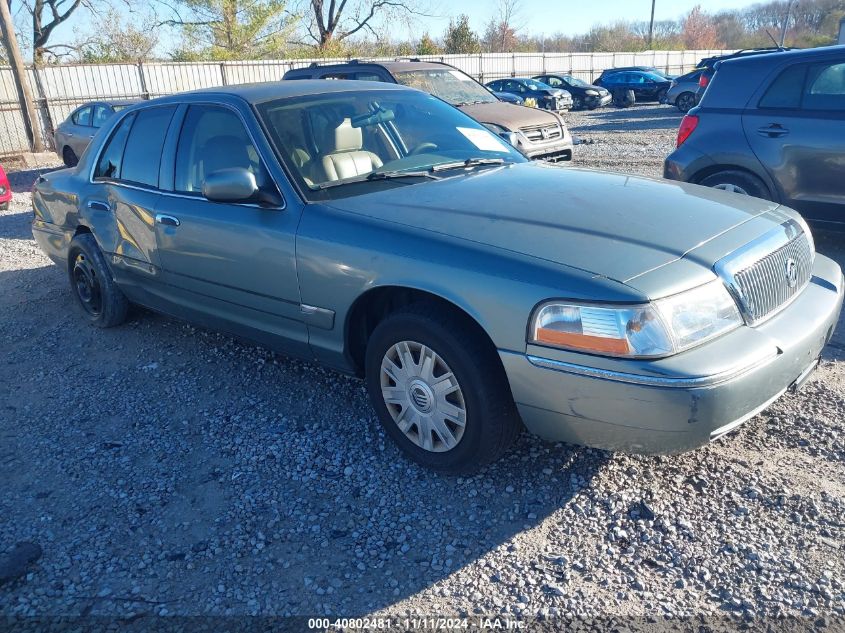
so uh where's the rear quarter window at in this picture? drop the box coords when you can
[759,65,807,109]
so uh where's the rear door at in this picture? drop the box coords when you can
[743,56,845,224]
[152,102,309,355]
[87,105,177,287]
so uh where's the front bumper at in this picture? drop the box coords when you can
[585,93,612,108]
[520,129,574,162]
[500,254,843,454]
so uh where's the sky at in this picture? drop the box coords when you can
[408,0,768,39]
[12,0,771,58]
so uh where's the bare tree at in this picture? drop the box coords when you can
[482,0,521,52]
[681,5,722,49]
[299,0,427,50]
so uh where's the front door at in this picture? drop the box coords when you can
[743,58,845,224]
[153,103,309,356]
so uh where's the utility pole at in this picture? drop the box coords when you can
[0,0,44,152]
[779,0,796,47]
[647,0,656,48]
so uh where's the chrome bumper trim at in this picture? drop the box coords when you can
[526,348,779,388]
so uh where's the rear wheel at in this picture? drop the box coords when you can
[656,88,668,104]
[364,304,521,473]
[699,170,772,200]
[676,92,696,113]
[67,233,129,327]
[62,146,78,167]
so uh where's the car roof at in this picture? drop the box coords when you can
[148,79,410,105]
[716,45,844,70]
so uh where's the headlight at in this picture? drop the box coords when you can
[584,89,598,96]
[529,280,741,358]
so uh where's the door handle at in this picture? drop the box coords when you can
[87,200,111,213]
[757,124,789,138]
[155,214,180,227]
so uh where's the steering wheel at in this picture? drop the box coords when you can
[409,142,438,155]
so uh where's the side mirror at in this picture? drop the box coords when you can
[499,131,519,147]
[203,168,258,203]
[202,168,283,207]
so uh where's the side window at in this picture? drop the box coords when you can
[73,106,92,126]
[120,106,176,187]
[95,112,136,180]
[92,105,111,128]
[803,62,845,111]
[174,104,273,196]
[545,77,561,88]
[602,74,618,85]
[759,65,806,109]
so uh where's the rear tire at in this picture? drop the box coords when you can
[62,146,78,168]
[67,233,129,328]
[0,202,8,211]
[676,92,696,113]
[364,303,521,473]
[699,170,772,200]
[656,88,668,104]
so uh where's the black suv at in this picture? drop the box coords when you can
[283,60,573,162]
[664,46,845,227]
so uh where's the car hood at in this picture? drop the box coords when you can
[458,101,562,130]
[325,162,782,286]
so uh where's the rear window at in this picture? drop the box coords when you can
[759,65,806,109]
[120,106,176,187]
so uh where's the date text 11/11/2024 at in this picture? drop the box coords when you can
[307,617,526,630]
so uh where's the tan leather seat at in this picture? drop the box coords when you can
[321,118,383,181]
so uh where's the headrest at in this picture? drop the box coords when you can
[330,118,362,153]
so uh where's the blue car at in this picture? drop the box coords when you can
[493,91,524,105]
[485,78,573,111]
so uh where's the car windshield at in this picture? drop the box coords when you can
[257,90,525,193]
[563,75,590,88]
[392,69,498,106]
[112,104,130,112]
[522,79,551,91]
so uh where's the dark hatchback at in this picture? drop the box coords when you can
[594,70,673,103]
[532,73,611,110]
[665,46,845,228]
[484,78,573,111]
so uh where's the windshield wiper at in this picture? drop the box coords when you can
[430,157,508,172]
[314,169,439,190]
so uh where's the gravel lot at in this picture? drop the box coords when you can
[2,104,844,625]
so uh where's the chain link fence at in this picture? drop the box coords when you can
[0,49,730,156]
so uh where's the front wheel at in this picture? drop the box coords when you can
[67,233,129,327]
[62,146,78,167]
[572,95,584,110]
[364,304,521,473]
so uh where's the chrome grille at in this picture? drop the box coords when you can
[520,124,562,142]
[715,220,813,326]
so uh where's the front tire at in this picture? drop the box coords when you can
[699,170,772,200]
[67,233,129,327]
[364,304,521,473]
[62,146,78,167]
[572,95,584,111]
